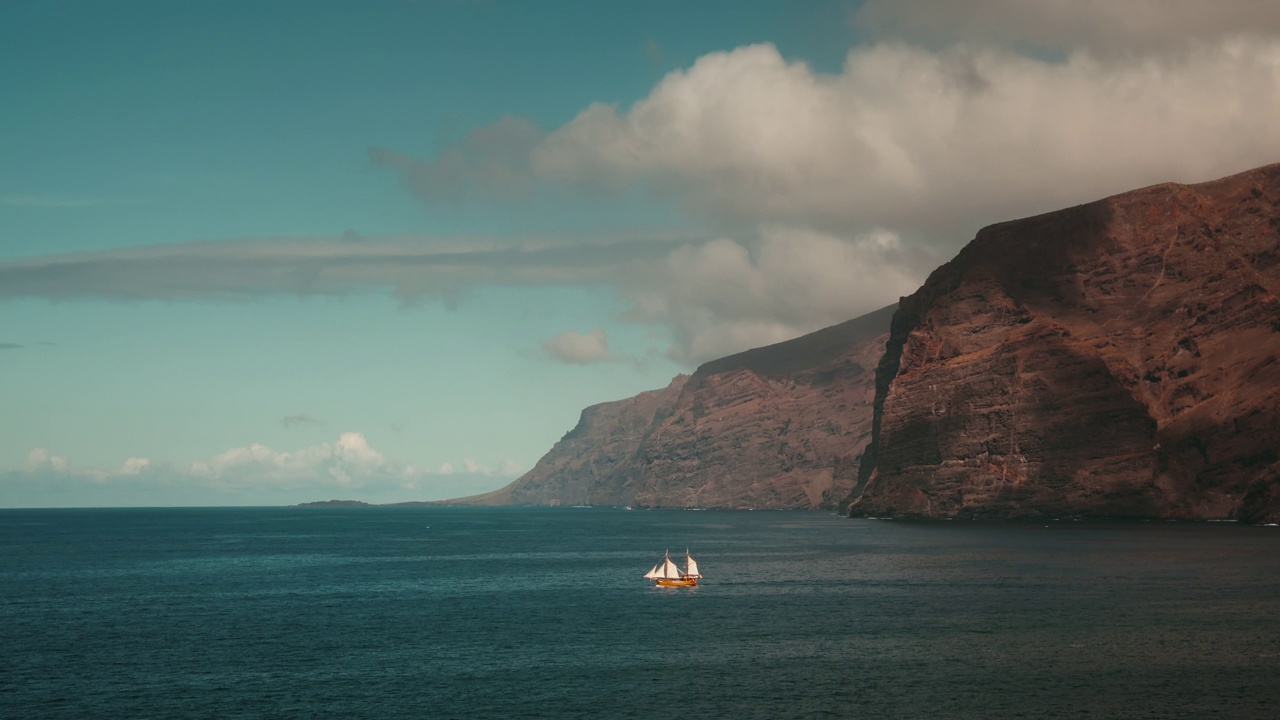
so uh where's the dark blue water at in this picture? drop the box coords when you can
[2,508,1278,719]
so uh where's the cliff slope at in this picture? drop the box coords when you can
[440,375,689,506]
[451,304,895,509]
[850,162,1280,522]
[622,305,893,509]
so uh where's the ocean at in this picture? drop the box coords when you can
[2,507,1278,719]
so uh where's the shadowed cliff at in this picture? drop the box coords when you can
[849,162,1280,522]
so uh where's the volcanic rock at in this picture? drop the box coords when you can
[849,162,1280,522]
[443,375,689,507]
[622,306,893,509]
[449,305,895,509]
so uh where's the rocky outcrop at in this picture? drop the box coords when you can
[849,162,1280,522]
[442,375,690,506]
[293,499,371,508]
[449,305,895,509]
[621,306,893,509]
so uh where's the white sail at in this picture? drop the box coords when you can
[646,549,702,582]
[685,552,701,578]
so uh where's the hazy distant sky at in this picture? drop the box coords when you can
[4,0,1280,507]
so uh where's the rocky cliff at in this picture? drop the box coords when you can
[450,305,895,509]
[443,375,689,507]
[849,163,1280,522]
[620,306,893,509]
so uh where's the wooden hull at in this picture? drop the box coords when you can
[653,577,698,587]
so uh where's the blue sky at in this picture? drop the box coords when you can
[4,1,1280,506]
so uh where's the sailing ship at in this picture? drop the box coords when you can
[644,549,702,587]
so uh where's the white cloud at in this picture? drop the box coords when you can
[543,328,612,364]
[623,227,922,363]
[189,431,391,487]
[364,29,1280,365]
[533,40,1280,241]
[26,448,69,473]
[118,457,150,475]
[488,26,1280,361]
[335,431,386,467]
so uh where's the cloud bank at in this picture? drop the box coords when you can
[0,228,909,364]
[623,227,922,363]
[363,12,1280,358]
[0,234,680,304]
[532,39,1280,239]
[1,433,522,507]
[5,5,1280,365]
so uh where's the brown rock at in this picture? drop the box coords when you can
[850,162,1280,521]
[450,305,895,509]
[441,375,689,507]
[624,306,893,509]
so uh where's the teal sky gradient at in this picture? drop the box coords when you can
[2,0,858,254]
[1,0,862,505]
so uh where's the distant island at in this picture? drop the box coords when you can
[294,499,449,508]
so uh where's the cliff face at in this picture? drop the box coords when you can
[850,163,1280,522]
[454,305,895,509]
[443,375,689,507]
[623,305,894,509]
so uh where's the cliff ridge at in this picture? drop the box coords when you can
[850,162,1280,523]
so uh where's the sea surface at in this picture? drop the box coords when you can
[2,508,1279,719]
